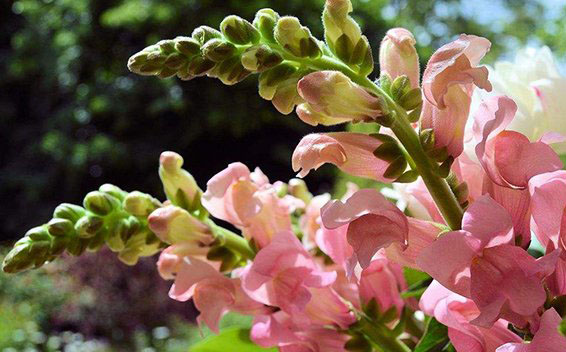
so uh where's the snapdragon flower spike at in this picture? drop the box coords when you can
[320,189,409,269]
[421,34,492,159]
[417,195,559,329]
[420,281,522,351]
[2,185,163,273]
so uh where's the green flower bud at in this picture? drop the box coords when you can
[25,226,51,242]
[67,237,89,256]
[157,40,176,54]
[163,53,186,70]
[50,236,68,256]
[123,191,161,217]
[253,8,280,42]
[187,55,216,76]
[2,239,34,273]
[99,184,127,201]
[373,142,403,162]
[390,75,411,101]
[419,128,436,152]
[159,151,202,212]
[118,231,161,266]
[47,218,74,237]
[202,39,237,62]
[213,56,251,86]
[398,87,422,111]
[274,16,322,59]
[83,191,120,216]
[241,44,283,72]
[53,203,85,222]
[75,216,104,238]
[220,15,260,45]
[174,36,201,57]
[258,63,298,99]
[191,26,222,45]
[383,156,408,179]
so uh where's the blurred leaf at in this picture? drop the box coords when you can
[414,318,450,352]
[190,328,277,352]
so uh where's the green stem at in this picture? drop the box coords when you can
[358,317,411,352]
[296,53,464,230]
[208,221,256,260]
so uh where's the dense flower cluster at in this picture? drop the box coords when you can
[4,0,566,351]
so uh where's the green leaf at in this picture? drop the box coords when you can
[404,268,431,287]
[559,318,566,337]
[414,318,450,352]
[191,327,277,352]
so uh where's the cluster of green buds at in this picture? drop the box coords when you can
[128,1,375,116]
[372,133,419,183]
[379,73,423,126]
[2,184,164,273]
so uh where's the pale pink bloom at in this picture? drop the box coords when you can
[379,28,420,88]
[292,132,394,182]
[295,102,352,127]
[156,243,214,280]
[165,256,266,333]
[417,195,559,328]
[251,311,350,352]
[148,205,214,245]
[300,287,355,329]
[403,178,445,223]
[421,34,492,158]
[496,308,566,352]
[202,162,298,248]
[420,281,521,352]
[359,253,407,318]
[297,71,382,123]
[241,231,337,314]
[473,96,562,189]
[321,189,409,269]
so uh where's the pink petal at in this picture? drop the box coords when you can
[169,256,222,302]
[379,28,420,88]
[292,132,392,182]
[193,277,235,333]
[315,224,353,268]
[422,34,492,109]
[528,170,566,247]
[385,218,441,269]
[417,230,479,297]
[461,195,514,248]
[202,162,251,222]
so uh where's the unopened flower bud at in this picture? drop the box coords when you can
[47,218,74,237]
[192,26,222,45]
[159,151,202,212]
[202,39,237,62]
[241,45,282,72]
[123,191,161,217]
[213,56,251,85]
[148,205,214,245]
[187,55,215,76]
[53,203,85,222]
[253,8,280,42]
[75,216,104,238]
[297,71,382,122]
[157,40,176,54]
[99,184,127,201]
[2,238,34,273]
[220,15,261,45]
[163,53,186,70]
[174,36,201,57]
[288,178,312,203]
[274,16,322,59]
[83,191,120,216]
[398,87,422,111]
[295,102,352,126]
[379,28,420,88]
[390,75,411,101]
[258,63,298,100]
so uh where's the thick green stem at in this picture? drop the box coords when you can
[208,221,256,260]
[295,54,464,230]
[358,317,411,352]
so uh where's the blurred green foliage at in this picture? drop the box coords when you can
[1,0,565,243]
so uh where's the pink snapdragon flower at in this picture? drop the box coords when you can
[496,308,566,352]
[421,34,492,158]
[320,189,409,269]
[251,311,350,352]
[202,162,301,248]
[148,205,214,245]
[162,256,267,333]
[417,195,559,329]
[420,281,522,352]
[241,231,337,315]
[292,132,395,182]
